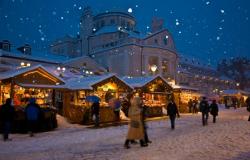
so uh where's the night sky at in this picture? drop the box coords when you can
[0,0,250,66]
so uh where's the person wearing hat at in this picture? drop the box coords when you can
[25,98,41,137]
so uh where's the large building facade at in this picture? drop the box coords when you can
[48,7,236,96]
[50,7,178,80]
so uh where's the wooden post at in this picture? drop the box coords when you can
[10,79,14,100]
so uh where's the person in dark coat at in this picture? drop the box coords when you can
[188,99,193,113]
[0,98,15,141]
[141,104,152,144]
[193,98,199,114]
[199,97,210,126]
[246,97,250,121]
[210,100,219,123]
[25,98,41,137]
[167,100,180,130]
[91,102,100,127]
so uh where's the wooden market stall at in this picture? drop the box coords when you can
[172,85,202,113]
[62,74,133,124]
[122,75,173,117]
[0,65,65,132]
[220,89,250,108]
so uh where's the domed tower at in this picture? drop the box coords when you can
[80,6,94,55]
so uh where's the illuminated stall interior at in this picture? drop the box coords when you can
[172,85,201,112]
[66,74,133,107]
[220,89,250,106]
[122,76,173,107]
[0,65,64,107]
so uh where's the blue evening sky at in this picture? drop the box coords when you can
[0,0,250,65]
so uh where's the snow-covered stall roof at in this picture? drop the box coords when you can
[121,75,170,88]
[16,83,67,89]
[221,89,250,96]
[0,65,65,84]
[65,74,133,90]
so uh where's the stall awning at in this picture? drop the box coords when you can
[65,74,133,90]
[16,83,67,89]
[121,75,172,89]
[0,65,65,84]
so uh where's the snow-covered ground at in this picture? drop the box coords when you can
[0,107,250,160]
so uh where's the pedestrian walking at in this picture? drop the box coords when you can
[188,99,193,113]
[141,104,152,144]
[113,98,121,124]
[246,96,250,121]
[210,100,219,123]
[91,102,100,127]
[167,99,180,130]
[199,97,210,126]
[124,96,147,149]
[193,97,199,114]
[0,98,15,141]
[25,98,41,137]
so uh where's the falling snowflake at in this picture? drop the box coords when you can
[195,32,199,36]
[165,35,169,39]
[154,8,158,12]
[146,26,150,29]
[79,6,82,10]
[128,8,133,13]
[220,9,225,14]
[41,37,45,41]
[60,16,64,20]
[4,15,8,18]
[219,27,223,30]
[52,11,57,15]
[216,36,220,40]
[206,1,210,5]
[178,31,182,34]
[176,21,180,26]
[135,5,139,8]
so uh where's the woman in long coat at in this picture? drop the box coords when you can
[124,96,147,149]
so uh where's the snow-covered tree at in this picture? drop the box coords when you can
[217,57,250,89]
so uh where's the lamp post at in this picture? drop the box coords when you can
[236,83,240,89]
[150,64,157,75]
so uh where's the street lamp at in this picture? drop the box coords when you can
[150,65,157,75]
